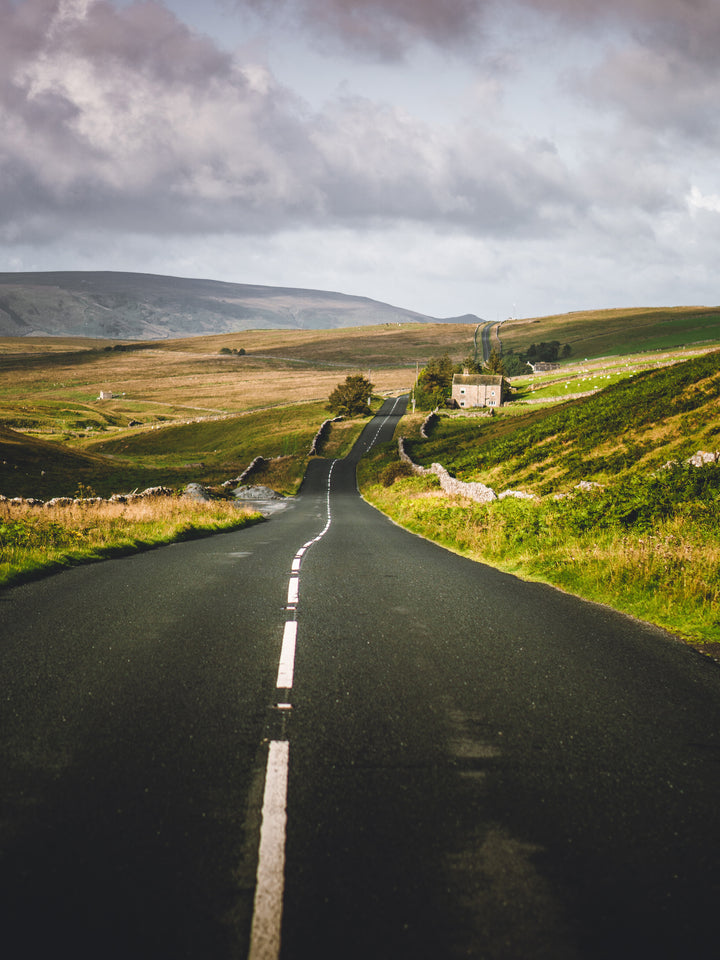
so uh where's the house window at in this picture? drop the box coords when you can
[460,388,465,394]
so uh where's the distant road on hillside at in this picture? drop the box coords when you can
[2,399,720,959]
[477,319,498,361]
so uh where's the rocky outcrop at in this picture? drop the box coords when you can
[183,483,212,502]
[498,490,538,501]
[232,485,284,501]
[686,450,719,466]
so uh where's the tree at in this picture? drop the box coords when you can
[461,353,483,374]
[523,340,562,363]
[484,349,506,375]
[501,349,532,376]
[414,354,459,409]
[327,374,374,417]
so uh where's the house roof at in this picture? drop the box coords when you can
[452,374,503,386]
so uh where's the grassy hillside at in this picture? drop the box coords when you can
[0,271,474,339]
[0,322,487,497]
[2,319,718,501]
[0,400,370,499]
[499,306,720,360]
[360,350,720,649]
[0,322,484,497]
[410,349,720,494]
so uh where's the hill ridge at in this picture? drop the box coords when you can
[0,270,480,340]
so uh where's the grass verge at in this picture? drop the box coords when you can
[359,452,720,655]
[0,498,262,589]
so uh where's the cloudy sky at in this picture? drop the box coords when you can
[2,0,719,320]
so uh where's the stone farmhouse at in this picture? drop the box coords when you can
[451,373,504,408]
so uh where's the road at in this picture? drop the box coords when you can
[478,320,498,363]
[2,397,720,959]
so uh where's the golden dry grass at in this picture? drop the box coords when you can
[0,496,260,587]
[0,327,456,438]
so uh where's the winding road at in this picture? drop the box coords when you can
[2,397,720,959]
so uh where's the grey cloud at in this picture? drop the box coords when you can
[231,0,720,146]
[237,0,487,60]
[1,0,585,244]
[233,0,720,59]
[576,43,720,145]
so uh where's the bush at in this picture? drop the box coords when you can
[379,461,414,486]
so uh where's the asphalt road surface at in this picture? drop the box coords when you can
[479,320,496,362]
[2,397,720,959]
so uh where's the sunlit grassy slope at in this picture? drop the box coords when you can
[499,306,720,360]
[360,350,720,647]
[0,324,478,497]
[409,349,720,495]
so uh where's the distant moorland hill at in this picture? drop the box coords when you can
[0,271,480,340]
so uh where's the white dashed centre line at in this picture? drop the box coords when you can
[276,621,298,690]
[248,404,402,959]
[248,740,290,960]
[287,576,299,606]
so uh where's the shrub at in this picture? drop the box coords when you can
[379,461,414,486]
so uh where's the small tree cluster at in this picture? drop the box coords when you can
[521,341,572,363]
[327,374,374,417]
[499,349,532,376]
[484,349,505,375]
[413,354,459,410]
[219,347,246,356]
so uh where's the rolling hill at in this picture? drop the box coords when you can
[0,271,480,340]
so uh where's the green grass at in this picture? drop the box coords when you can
[360,463,720,647]
[411,350,720,495]
[1,401,375,499]
[358,351,720,650]
[5,320,720,647]
[499,307,720,361]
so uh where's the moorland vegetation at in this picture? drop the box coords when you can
[360,349,720,650]
[2,305,720,652]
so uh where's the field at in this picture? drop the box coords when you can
[3,308,720,647]
[499,306,720,360]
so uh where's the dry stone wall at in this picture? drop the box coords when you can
[398,437,498,503]
[398,438,720,506]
